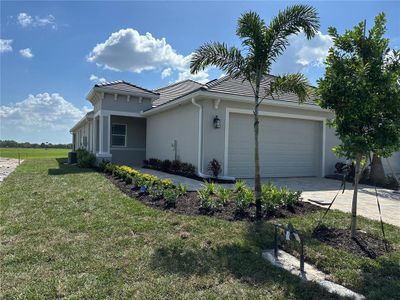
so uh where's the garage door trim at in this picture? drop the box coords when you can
[223,108,327,177]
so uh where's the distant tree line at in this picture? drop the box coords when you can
[0,140,72,149]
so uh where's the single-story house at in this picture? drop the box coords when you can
[70,75,400,179]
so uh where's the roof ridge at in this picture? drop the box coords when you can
[154,79,203,91]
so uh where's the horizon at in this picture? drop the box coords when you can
[1,1,399,143]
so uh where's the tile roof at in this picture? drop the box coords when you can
[95,80,159,96]
[153,79,203,106]
[203,75,316,104]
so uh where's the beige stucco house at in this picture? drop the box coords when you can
[70,76,400,179]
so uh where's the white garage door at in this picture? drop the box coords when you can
[228,113,322,178]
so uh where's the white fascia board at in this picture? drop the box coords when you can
[94,86,159,100]
[141,89,330,117]
[70,114,93,133]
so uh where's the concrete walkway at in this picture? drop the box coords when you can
[0,158,22,182]
[136,168,399,227]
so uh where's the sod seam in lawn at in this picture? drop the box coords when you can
[1,159,399,299]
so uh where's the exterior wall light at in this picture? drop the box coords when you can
[213,115,221,128]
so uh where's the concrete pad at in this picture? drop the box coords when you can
[262,249,365,299]
[0,158,22,182]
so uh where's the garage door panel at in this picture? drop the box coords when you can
[228,113,322,178]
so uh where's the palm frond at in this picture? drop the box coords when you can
[267,73,312,103]
[237,11,266,50]
[190,42,245,78]
[266,5,320,62]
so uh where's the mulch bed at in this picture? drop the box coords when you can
[312,226,395,258]
[105,174,323,222]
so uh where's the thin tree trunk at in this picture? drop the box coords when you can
[351,154,362,238]
[254,79,262,219]
[254,104,261,219]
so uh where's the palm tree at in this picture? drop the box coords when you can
[190,5,320,219]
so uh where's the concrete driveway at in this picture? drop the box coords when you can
[137,168,399,227]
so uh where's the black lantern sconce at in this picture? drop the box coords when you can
[213,115,221,128]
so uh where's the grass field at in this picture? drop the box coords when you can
[0,147,69,159]
[0,159,399,299]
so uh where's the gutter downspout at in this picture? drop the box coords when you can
[191,98,208,178]
[192,97,236,181]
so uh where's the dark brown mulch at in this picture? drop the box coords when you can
[312,226,394,259]
[105,174,324,222]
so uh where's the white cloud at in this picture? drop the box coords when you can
[271,31,332,74]
[17,12,57,29]
[87,28,213,83]
[0,39,13,53]
[17,13,33,27]
[19,48,34,58]
[161,68,172,79]
[0,93,86,139]
[89,74,107,83]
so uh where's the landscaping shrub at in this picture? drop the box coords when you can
[261,183,301,212]
[125,174,133,185]
[234,180,246,193]
[207,159,222,178]
[234,188,254,213]
[99,160,110,172]
[160,178,173,189]
[216,186,230,205]
[149,185,164,201]
[164,188,179,207]
[170,160,182,173]
[76,149,96,168]
[161,159,171,172]
[146,158,196,178]
[176,183,188,196]
[181,162,196,176]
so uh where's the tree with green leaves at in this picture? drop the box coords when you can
[318,13,400,238]
[190,5,320,219]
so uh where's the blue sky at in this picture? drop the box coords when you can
[1,1,399,143]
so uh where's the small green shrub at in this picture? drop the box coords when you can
[261,183,301,211]
[216,186,230,205]
[176,183,188,196]
[170,160,182,172]
[164,188,179,207]
[234,180,247,193]
[198,189,221,210]
[98,160,110,172]
[149,185,164,201]
[76,149,96,168]
[201,181,217,195]
[234,188,253,212]
[125,174,133,185]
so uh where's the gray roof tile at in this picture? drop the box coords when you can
[203,75,316,104]
[95,80,159,96]
[153,79,203,106]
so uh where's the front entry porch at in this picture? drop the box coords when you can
[92,112,146,166]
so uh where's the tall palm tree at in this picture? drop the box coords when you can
[190,5,320,219]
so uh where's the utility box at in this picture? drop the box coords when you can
[68,151,77,164]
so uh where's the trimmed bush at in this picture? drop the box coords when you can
[76,149,96,168]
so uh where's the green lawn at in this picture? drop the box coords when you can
[0,147,69,159]
[1,159,399,299]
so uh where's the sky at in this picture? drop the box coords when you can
[1,1,399,144]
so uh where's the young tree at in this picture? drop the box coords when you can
[190,5,320,219]
[318,14,400,237]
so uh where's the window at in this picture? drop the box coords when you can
[111,124,127,147]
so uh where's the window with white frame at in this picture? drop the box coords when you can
[111,124,127,147]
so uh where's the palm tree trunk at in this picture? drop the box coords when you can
[351,154,362,238]
[370,153,386,185]
[254,84,262,219]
